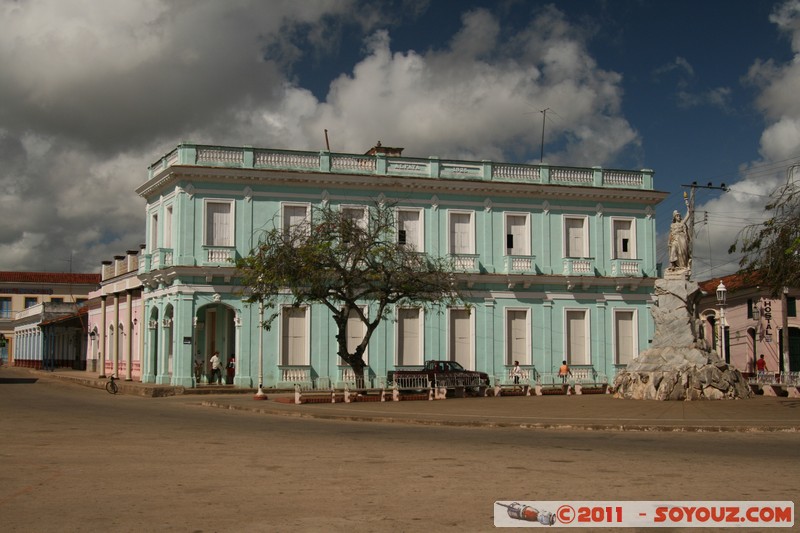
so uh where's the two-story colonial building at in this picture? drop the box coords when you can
[136,143,667,388]
[1,271,99,367]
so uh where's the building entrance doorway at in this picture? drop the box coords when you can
[195,304,237,384]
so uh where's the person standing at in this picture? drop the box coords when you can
[210,351,223,385]
[226,353,236,384]
[756,354,768,381]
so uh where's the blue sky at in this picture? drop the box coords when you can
[1,0,799,279]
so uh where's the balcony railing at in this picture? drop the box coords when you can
[503,255,537,274]
[149,144,655,190]
[563,257,595,276]
[610,258,642,277]
[151,248,174,270]
[450,254,480,272]
[204,247,235,265]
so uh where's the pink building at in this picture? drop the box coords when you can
[86,249,145,380]
[698,273,799,376]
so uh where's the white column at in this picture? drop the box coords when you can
[100,296,107,377]
[113,293,120,377]
[125,290,133,381]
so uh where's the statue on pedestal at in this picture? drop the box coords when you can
[613,189,751,400]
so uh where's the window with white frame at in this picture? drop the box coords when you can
[505,213,530,256]
[346,306,368,364]
[205,200,234,247]
[564,216,588,258]
[565,309,590,365]
[341,206,366,243]
[397,208,423,252]
[281,306,308,366]
[611,218,635,259]
[449,308,473,369]
[150,212,159,252]
[506,308,530,365]
[449,211,474,254]
[164,205,173,248]
[282,203,310,237]
[614,310,636,365]
[397,307,422,366]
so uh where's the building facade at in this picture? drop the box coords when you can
[698,274,799,376]
[1,271,100,367]
[136,143,667,388]
[85,250,145,379]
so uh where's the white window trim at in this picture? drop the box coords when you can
[396,207,425,252]
[503,212,531,256]
[281,202,311,235]
[164,204,174,249]
[150,211,159,252]
[279,304,310,366]
[504,307,531,365]
[447,210,476,255]
[447,307,475,370]
[563,307,591,365]
[563,215,589,258]
[609,216,637,260]
[395,306,424,366]
[203,198,236,247]
[612,308,639,365]
[340,204,368,228]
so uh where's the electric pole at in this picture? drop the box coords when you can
[539,108,549,163]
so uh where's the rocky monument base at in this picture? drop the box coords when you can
[613,278,752,401]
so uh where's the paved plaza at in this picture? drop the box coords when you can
[9,367,800,432]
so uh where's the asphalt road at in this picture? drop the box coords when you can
[1,375,798,532]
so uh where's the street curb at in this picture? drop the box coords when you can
[200,400,800,433]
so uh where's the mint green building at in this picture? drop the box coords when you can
[136,143,667,388]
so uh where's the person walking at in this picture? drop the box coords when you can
[558,360,572,384]
[511,360,522,386]
[209,351,223,385]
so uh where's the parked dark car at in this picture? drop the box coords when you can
[387,360,490,390]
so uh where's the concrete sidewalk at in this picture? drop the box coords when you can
[8,366,800,432]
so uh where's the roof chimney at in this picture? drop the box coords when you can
[365,141,404,157]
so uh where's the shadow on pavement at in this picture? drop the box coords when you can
[0,377,39,384]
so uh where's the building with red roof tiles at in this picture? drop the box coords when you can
[697,272,799,376]
[0,270,99,367]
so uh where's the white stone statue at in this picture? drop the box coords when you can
[668,211,689,269]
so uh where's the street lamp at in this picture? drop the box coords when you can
[716,281,727,362]
[254,301,267,400]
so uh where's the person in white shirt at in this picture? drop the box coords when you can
[210,351,222,384]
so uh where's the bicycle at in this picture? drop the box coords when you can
[105,375,119,395]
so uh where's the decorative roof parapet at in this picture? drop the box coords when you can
[147,143,655,191]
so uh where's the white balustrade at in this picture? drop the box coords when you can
[493,164,540,181]
[281,368,311,383]
[564,258,593,275]
[604,171,643,187]
[452,254,478,271]
[331,155,376,172]
[551,168,593,183]
[207,248,232,263]
[197,148,244,165]
[255,151,319,168]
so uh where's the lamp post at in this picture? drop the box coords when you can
[716,281,727,363]
[254,301,267,400]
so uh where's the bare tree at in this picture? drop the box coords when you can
[729,175,800,296]
[236,202,465,382]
